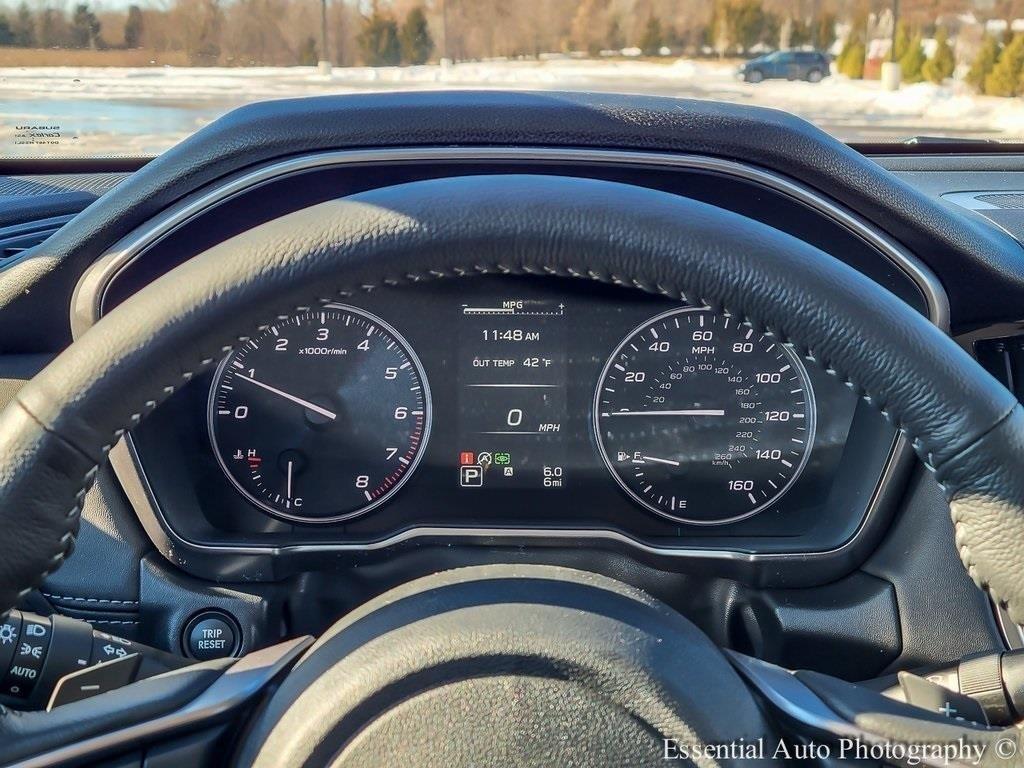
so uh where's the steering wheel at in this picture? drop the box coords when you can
[2,174,1023,766]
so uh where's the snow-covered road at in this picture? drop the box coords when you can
[3,58,1023,156]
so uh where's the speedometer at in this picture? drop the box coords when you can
[209,305,430,523]
[594,307,815,525]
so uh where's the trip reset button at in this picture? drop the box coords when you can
[183,611,241,660]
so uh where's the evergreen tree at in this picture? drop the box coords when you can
[731,0,774,52]
[12,2,33,47]
[985,33,1024,96]
[837,33,865,78]
[0,14,14,46]
[38,8,65,48]
[708,0,777,55]
[124,4,144,49]
[70,4,102,49]
[399,7,433,65]
[922,27,955,84]
[298,36,318,65]
[639,17,662,56]
[899,33,926,82]
[358,10,400,66]
[892,20,910,61]
[966,34,1000,92]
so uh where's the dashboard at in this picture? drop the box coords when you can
[9,90,1024,762]
[3,92,1020,681]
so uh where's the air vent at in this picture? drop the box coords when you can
[975,335,1024,401]
[0,215,74,267]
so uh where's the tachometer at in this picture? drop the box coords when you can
[209,305,430,523]
[594,307,815,525]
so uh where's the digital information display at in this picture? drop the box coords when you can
[456,298,567,491]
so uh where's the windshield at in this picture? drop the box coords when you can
[3,1,1021,157]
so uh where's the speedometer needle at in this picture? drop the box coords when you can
[235,373,337,421]
[605,409,725,417]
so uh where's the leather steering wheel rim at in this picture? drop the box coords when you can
[0,174,1021,624]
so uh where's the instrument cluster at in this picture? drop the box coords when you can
[208,297,819,529]
[131,275,898,565]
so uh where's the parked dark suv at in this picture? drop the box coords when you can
[738,50,830,82]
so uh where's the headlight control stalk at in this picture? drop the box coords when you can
[0,609,189,710]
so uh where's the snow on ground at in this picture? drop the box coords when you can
[2,58,1023,156]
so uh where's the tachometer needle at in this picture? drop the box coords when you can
[605,409,725,417]
[286,460,294,499]
[235,373,337,421]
